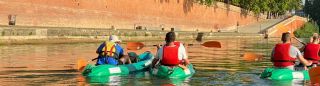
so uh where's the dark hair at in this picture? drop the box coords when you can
[165,31,176,43]
[281,32,291,43]
[312,35,319,43]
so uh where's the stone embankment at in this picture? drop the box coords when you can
[0,25,262,44]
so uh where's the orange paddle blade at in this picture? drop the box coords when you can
[126,42,144,50]
[77,58,87,71]
[127,42,144,50]
[309,67,320,84]
[201,41,221,48]
[243,52,263,61]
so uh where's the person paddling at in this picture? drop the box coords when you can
[152,31,190,70]
[95,35,126,65]
[271,32,312,70]
[309,33,319,43]
[303,35,320,69]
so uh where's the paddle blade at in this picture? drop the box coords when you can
[77,58,87,71]
[201,41,221,48]
[309,67,320,84]
[126,42,144,50]
[243,52,263,61]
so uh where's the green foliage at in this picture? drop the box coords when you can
[294,22,319,38]
[304,0,320,28]
[195,0,302,16]
[196,0,216,6]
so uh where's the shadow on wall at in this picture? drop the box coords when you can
[183,0,194,14]
[240,9,249,18]
[223,0,231,16]
[159,0,170,3]
[156,0,194,14]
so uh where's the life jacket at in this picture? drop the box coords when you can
[304,43,320,64]
[161,42,181,66]
[103,41,118,58]
[272,43,296,67]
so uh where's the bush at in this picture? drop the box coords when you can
[294,22,319,38]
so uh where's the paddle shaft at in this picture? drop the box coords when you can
[293,37,306,45]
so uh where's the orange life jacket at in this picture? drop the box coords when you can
[103,42,117,58]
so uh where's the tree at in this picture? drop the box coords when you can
[304,0,320,29]
[195,0,302,18]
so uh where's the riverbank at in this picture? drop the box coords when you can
[0,25,263,45]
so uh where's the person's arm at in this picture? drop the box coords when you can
[297,55,312,66]
[294,47,312,66]
[96,42,105,54]
[178,64,188,70]
[271,47,275,62]
[152,48,161,68]
[180,43,190,65]
[118,45,124,58]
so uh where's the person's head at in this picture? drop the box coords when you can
[312,35,319,44]
[313,33,319,37]
[109,35,121,43]
[281,32,291,43]
[165,31,176,44]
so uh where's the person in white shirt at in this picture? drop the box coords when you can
[152,31,190,70]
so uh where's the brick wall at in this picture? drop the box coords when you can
[0,0,261,31]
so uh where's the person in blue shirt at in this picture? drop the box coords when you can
[95,35,124,65]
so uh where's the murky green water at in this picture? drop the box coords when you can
[0,38,310,86]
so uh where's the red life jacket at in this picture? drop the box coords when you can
[272,43,296,67]
[304,43,320,64]
[161,42,180,66]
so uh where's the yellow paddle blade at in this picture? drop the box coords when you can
[201,41,221,48]
[309,67,320,84]
[243,52,263,61]
[126,42,144,50]
[77,58,87,71]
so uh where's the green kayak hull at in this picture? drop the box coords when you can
[82,52,154,76]
[260,67,310,80]
[150,64,196,78]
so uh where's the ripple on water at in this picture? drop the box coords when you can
[0,38,308,85]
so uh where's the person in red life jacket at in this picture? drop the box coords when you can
[271,32,312,70]
[152,31,190,70]
[303,35,320,69]
[309,33,318,43]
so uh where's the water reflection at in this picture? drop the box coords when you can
[0,38,310,85]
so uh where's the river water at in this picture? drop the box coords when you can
[0,37,310,86]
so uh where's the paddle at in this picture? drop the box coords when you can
[77,58,88,71]
[292,37,306,45]
[126,41,222,50]
[126,42,145,50]
[77,57,98,71]
[309,67,320,84]
[187,41,222,48]
[243,52,263,61]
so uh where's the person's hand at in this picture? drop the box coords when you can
[178,64,188,70]
[156,44,161,50]
[307,60,313,66]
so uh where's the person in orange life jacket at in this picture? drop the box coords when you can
[303,35,320,69]
[152,32,190,70]
[95,35,124,65]
[271,32,312,70]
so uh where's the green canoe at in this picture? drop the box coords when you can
[150,64,196,78]
[260,67,310,80]
[82,51,154,76]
